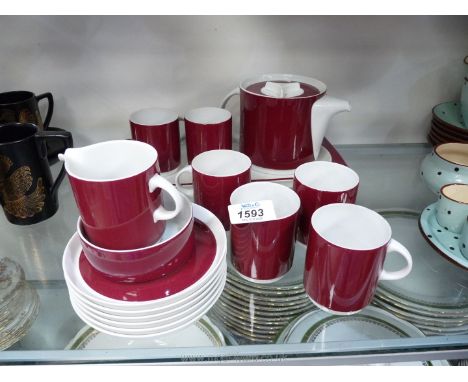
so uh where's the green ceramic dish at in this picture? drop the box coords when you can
[432,101,466,130]
[419,202,468,270]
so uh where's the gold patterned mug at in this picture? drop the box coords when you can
[0,123,72,225]
[0,91,54,130]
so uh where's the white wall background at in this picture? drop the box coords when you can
[0,15,467,147]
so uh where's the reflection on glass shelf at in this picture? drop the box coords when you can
[0,258,39,350]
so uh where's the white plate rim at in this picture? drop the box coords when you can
[69,270,226,337]
[69,269,226,327]
[65,316,226,350]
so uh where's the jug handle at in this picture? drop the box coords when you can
[35,92,54,129]
[221,88,240,109]
[35,130,74,200]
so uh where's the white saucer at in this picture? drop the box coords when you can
[69,269,226,338]
[69,271,224,321]
[69,269,226,328]
[66,317,227,349]
[251,146,332,180]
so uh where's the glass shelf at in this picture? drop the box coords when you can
[1,143,468,365]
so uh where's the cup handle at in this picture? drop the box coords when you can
[35,92,54,129]
[148,174,183,222]
[34,130,73,199]
[174,165,194,199]
[221,87,240,109]
[379,239,413,281]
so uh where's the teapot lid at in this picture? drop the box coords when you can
[240,74,327,98]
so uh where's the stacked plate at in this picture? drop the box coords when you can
[63,204,227,338]
[210,240,315,344]
[428,101,468,146]
[66,316,234,349]
[276,306,449,365]
[0,257,39,350]
[371,210,468,336]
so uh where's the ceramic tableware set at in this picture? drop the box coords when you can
[2,75,434,346]
[75,73,411,343]
[419,142,468,270]
[155,73,424,344]
[380,141,468,336]
[427,56,468,146]
[58,139,228,338]
[0,257,39,350]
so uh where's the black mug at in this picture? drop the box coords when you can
[0,123,73,225]
[0,91,54,130]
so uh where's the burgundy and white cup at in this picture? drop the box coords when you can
[175,149,251,229]
[59,140,183,250]
[293,161,359,242]
[184,107,232,163]
[129,107,181,174]
[304,203,413,315]
[229,182,300,283]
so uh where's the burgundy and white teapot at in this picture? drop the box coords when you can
[221,74,350,170]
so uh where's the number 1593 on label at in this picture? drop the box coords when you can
[228,200,277,224]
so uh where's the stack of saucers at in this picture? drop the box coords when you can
[209,241,315,344]
[0,257,39,350]
[371,210,468,336]
[63,203,227,338]
[66,316,235,349]
[428,101,468,146]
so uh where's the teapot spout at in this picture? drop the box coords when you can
[311,95,351,159]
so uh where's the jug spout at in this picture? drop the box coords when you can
[311,95,351,159]
[58,147,82,166]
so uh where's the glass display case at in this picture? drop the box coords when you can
[1,142,468,365]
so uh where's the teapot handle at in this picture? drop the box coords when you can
[311,95,351,160]
[221,87,240,109]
